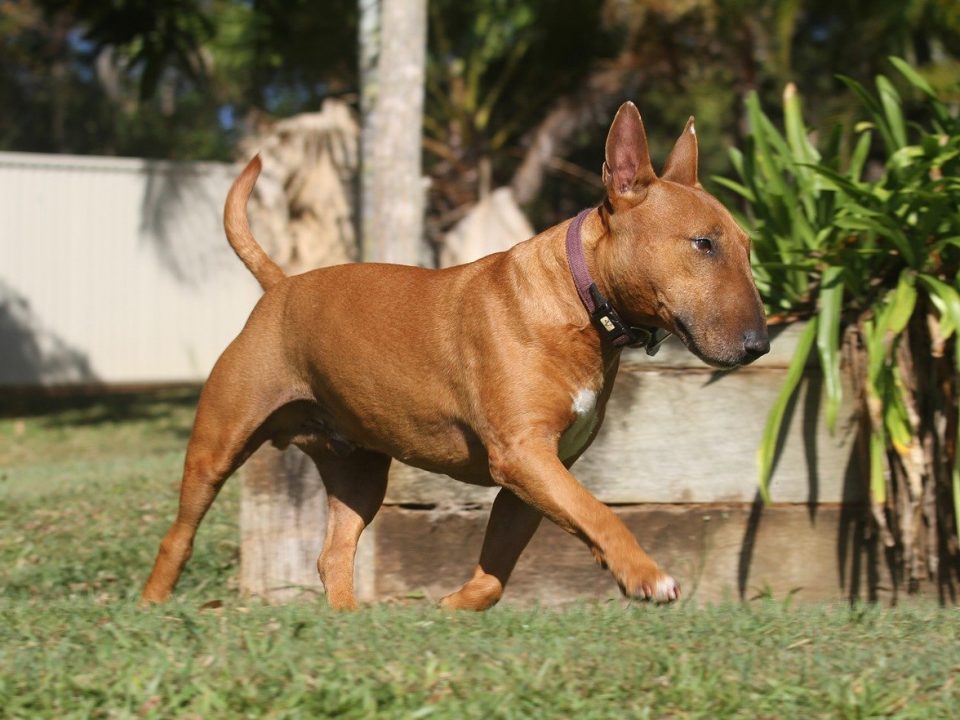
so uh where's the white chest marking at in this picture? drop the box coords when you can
[558,388,600,462]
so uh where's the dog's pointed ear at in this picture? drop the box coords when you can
[602,102,657,204]
[661,116,700,187]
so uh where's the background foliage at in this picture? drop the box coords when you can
[3,0,959,231]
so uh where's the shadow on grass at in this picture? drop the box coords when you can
[0,386,201,430]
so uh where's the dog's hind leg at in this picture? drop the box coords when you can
[140,345,299,605]
[302,446,390,610]
[440,488,542,610]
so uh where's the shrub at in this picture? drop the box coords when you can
[717,58,960,593]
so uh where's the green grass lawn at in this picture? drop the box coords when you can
[1,391,959,719]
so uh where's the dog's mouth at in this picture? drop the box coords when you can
[671,317,742,370]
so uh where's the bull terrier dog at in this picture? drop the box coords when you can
[142,101,769,610]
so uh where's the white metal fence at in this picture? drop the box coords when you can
[0,151,262,387]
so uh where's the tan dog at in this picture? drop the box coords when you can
[142,102,768,610]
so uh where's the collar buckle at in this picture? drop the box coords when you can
[588,284,633,347]
[627,326,670,356]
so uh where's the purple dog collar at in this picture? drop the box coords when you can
[564,208,669,355]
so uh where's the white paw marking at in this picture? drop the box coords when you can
[654,575,680,603]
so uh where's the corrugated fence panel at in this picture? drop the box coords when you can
[0,152,263,386]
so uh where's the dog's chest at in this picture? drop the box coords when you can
[558,388,601,462]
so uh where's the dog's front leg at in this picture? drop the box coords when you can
[488,439,679,603]
[440,487,543,610]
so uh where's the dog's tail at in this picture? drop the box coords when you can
[223,154,286,291]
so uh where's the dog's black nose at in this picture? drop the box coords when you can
[743,328,770,359]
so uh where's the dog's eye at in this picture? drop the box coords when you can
[691,237,714,254]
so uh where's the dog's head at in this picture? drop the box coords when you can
[597,102,768,368]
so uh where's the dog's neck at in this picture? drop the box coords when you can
[502,209,663,356]
[571,208,664,338]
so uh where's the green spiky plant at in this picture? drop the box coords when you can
[715,58,960,593]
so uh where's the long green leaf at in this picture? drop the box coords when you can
[884,373,914,453]
[888,56,936,97]
[848,130,872,180]
[954,431,960,546]
[728,146,746,178]
[757,319,818,503]
[918,275,960,338]
[955,344,960,545]
[711,176,756,202]
[831,211,916,267]
[838,74,898,153]
[783,82,819,218]
[817,267,844,431]
[870,428,887,504]
[864,275,915,390]
[801,163,875,201]
[746,92,790,200]
[876,75,906,149]
[784,98,819,165]
[783,83,820,163]
[931,235,960,254]
[836,75,884,124]
[885,271,917,337]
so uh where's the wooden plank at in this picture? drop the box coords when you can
[372,503,900,606]
[239,445,327,602]
[386,368,860,505]
[239,444,378,603]
[575,368,858,503]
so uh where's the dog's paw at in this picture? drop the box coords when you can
[439,573,504,611]
[631,573,680,604]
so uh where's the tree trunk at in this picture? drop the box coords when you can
[361,0,427,264]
